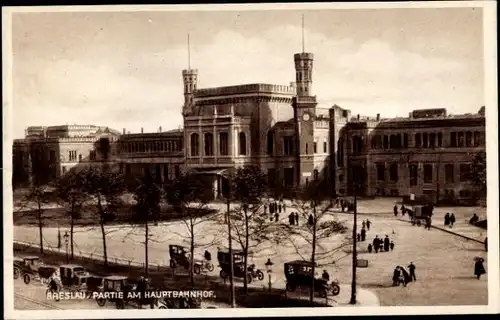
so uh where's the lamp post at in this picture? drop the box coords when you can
[57,224,61,249]
[265,258,273,293]
[64,232,69,263]
[350,180,359,305]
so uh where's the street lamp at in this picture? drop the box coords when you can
[64,232,69,263]
[265,258,274,293]
[350,180,359,305]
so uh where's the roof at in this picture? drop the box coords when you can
[23,256,40,260]
[104,275,128,280]
[285,260,316,266]
[60,264,84,268]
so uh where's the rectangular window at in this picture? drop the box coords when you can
[437,133,443,147]
[383,135,389,149]
[283,136,294,156]
[163,165,169,181]
[450,132,457,147]
[403,133,408,148]
[305,143,309,154]
[473,132,481,146]
[409,164,418,186]
[465,132,472,147]
[415,134,421,148]
[389,163,398,182]
[429,133,436,148]
[174,165,180,178]
[313,142,317,153]
[323,141,327,153]
[267,168,276,188]
[423,133,428,148]
[460,164,470,182]
[78,154,83,162]
[376,164,385,181]
[219,132,228,156]
[458,132,464,147]
[445,164,454,183]
[423,164,433,183]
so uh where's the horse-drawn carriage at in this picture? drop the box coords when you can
[217,249,264,283]
[13,256,57,285]
[169,245,214,275]
[399,196,434,226]
[284,260,340,297]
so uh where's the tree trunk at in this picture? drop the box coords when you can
[70,201,75,260]
[145,213,149,277]
[97,195,108,266]
[37,200,44,254]
[190,217,195,288]
[310,204,317,306]
[227,199,236,308]
[243,207,249,294]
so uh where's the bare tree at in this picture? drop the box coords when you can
[54,170,88,260]
[132,172,162,277]
[164,173,220,287]
[81,166,125,266]
[224,165,268,294]
[276,181,349,306]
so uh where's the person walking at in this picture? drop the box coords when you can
[444,213,450,226]
[368,244,373,253]
[274,212,279,223]
[366,219,371,230]
[357,233,361,242]
[322,270,330,282]
[384,235,390,252]
[393,205,398,217]
[288,213,294,226]
[390,241,395,251]
[278,203,282,214]
[392,266,401,286]
[474,258,486,280]
[308,214,314,227]
[361,227,366,242]
[373,236,380,253]
[283,203,287,213]
[449,213,456,228]
[408,262,416,282]
[294,212,299,226]
[401,205,406,215]
[362,220,366,229]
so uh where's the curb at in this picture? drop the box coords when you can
[396,219,485,244]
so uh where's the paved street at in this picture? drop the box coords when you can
[13,198,489,307]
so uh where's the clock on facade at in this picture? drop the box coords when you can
[302,113,311,121]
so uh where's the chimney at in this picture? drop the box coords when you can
[357,114,360,121]
[141,127,144,134]
[159,126,162,132]
[122,128,126,134]
[376,113,380,121]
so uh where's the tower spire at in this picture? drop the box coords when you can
[187,33,191,69]
[301,14,305,53]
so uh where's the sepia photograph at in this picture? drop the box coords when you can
[3,2,498,318]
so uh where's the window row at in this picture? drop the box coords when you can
[369,131,483,150]
[371,134,410,150]
[376,162,471,185]
[449,131,482,148]
[266,132,328,156]
[190,132,247,157]
[121,141,182,154]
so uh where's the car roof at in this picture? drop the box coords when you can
[23,256,40,260]
[104,275,128,280]
[285,260,315,266]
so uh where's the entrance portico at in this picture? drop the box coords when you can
[188,168,230,200]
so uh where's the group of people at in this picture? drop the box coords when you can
[444,212,456,228]
[288,212,300,226]
[266,199,286,215]
[369,235,395,253]
[392,262,416,287]
[332,197,355,212]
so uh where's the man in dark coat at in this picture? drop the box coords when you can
[444,213,450,226]
[390,241,395,251]
[400,267,411,286]
[393,205,398,216]
[274,212,279,222]
[373,236,380,253]
[362,221,366,229]
[401,205,406,215]
[322,270,330,282]
[392,266,401,286]
[361,227,366,242]
[474,258,486,279]
[366,220,371,230]
[294,212,299,226]
[384,235,390,252]
[368,244,373,253]
[357,233,361,242]
[449,213,456,227]
[408,262,416,281]
[288,213,294,225]
[308,214,314,226]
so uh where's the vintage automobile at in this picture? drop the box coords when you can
[284,260,340,297]
[95,275,156,309]
[169,245,214,275]
[14,256,56,285]
[59,264,90,291]
[158,296,202,309]
[217,249,264,283]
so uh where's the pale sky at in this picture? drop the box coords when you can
[10,7,484,138]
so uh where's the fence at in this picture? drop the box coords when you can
[13,240,170,273]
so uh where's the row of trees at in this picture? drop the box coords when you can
[18,164,349,306]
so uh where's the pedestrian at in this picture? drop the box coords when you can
[308,214,314,226]
[390,241,395,251]
[283,203,287,213]
[264,204,268,215]
[368,244,373,253]
[469,213,479,225]
[450,213,456,228]
[357,233,361,242]
[361,227,366,242]
[294,212,299,226]
[366,219,371,230]
[401,205,406,215]
[341,201,345,212]
[485,237,488,252]
[393,205,398,216]
[392,266,401,286]
[408,262,416,281]
[288,213,294,226]
[425,217,432,230]
[274,212,279,222]
[444,212,450,226]
[269,203,274,214]
[474,258,486,280]
[278,203,282,213]
[373,236,380,253]
[362,220,366,229]
[384,235,390,252]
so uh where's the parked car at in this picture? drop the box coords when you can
[284,260,340,297]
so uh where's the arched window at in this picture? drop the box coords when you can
[323,141,328,153]
[190,133,199,157]
[204,133,214,156]
[389,135,396,149]
[267,131,274,155]
[314,169,319,181]
[239,132,247,155]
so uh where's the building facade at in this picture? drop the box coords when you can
[12,50,486,204]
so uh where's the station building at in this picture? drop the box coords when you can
[12,49,486,204]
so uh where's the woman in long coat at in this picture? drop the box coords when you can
[474,258,486,279]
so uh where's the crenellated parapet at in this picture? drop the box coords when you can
[195,83,296,98]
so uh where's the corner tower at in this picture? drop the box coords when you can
[182,34,198,116]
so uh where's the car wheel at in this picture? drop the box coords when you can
[247,274,253,284]
[256,270,264,281]
[220,270,228,279]
[285,282,296,292]
[97,298,106,306]
[194,265,201,275]
[23,274,31,284]
[207,263,214,272]
[331,284,340,296]
[14,268,20,279]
